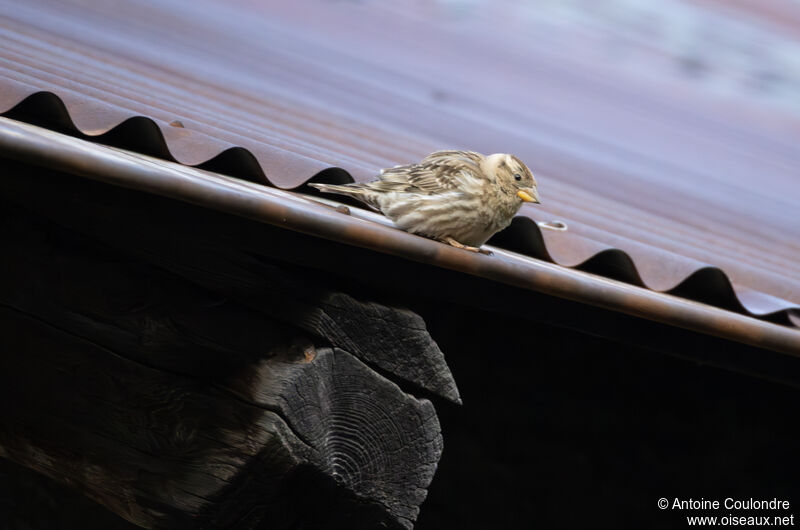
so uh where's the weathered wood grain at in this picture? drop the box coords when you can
[0,457,141,530]
[0,166,447,528]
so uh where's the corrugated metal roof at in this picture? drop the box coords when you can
[1,0,799,327]
[4,117,800,356]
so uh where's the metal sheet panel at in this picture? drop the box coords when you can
[3,117,799,355]
[1,0,798,324]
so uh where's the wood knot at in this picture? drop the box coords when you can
[284,337,316,363]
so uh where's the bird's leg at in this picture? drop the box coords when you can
[442,237,493,256]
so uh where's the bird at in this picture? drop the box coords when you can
[308,150,540,254]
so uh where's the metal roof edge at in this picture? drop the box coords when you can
[1,116,798,356]
[2,90,797,324]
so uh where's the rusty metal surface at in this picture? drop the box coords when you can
[2,116,799,355]
[0,0,798,325]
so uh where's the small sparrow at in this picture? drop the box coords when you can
[309,150,540,254]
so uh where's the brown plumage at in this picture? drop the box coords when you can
[309,150,540,253]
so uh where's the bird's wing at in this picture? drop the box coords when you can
[376,150,485,194]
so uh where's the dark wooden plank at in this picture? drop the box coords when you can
[0,458,140,530]
[0,182,444,528]
[0,159,460,405]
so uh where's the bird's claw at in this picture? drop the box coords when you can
[443,237,492,256]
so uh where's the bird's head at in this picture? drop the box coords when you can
[483,153,540,204]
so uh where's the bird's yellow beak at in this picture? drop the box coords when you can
[517,188,540,204]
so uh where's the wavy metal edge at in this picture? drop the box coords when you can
[1,89,798,327]
[491,217,798,325]
[2,116,799,357]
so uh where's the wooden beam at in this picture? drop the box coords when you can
[0,191,445,528]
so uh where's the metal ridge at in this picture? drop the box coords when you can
[1,89,798,328]
[1,116,799,355]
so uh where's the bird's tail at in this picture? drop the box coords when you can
[307,182,360,197]
[308,182,381,210]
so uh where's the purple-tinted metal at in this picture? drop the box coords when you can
[1,116,799,355]
[0,0,798,324]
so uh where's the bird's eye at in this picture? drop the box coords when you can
[514,174,522,181]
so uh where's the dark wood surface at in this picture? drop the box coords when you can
[5,158,800,529]
[0,458,141,530]
[0,161,451,528]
